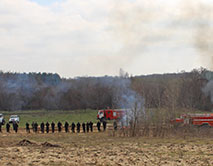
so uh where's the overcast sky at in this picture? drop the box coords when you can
[0,0,212,78]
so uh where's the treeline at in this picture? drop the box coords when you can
[0,68,212,111]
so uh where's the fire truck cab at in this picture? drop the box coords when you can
[97,109,125,121]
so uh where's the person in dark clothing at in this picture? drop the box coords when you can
[103,121,107,131]
[86,122,90,133]
[46,122,50,133]
[34,122,38,133]
[113,121,117,131]
[51,122,55,133]
[82,122,86,133]
[90,121,93,132]
[71,122,75,133]
[65,121,69,133]
[40,122,45,133]
[97,121,101,132]
[6,123,10,133]
[31,122,35,132]
[26,122,30,133]
[77,122,81,133]
[57,121,62,132]
[14,122,18,133]
[12,122,15,131]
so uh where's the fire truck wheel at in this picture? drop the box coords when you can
[200,124,211,128]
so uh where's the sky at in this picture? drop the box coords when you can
[0,0,212,78]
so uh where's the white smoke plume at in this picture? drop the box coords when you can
[203,80,213,103]
[180,0,213,105]
[112,70,145,127]
[108,0,166,68]
[174,0,213,69]
[202,71,213,104]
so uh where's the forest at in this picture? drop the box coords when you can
[0,68,212,112]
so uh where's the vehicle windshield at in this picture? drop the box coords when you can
[98,111,103,115]
[10,115,18,118]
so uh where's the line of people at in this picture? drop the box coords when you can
[0,122,19,133]
[26,121,108,133]
[0,120,117,133]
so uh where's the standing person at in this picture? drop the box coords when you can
[64,121,69,133]
[12,122,15,132]
[90,121,93,132]
[86,122,90,133]
[51,122,55,133]
[6,123,10,133]
[71,122,75,133]
[82,122,86,133]
[97,121,101,132]
[77,122,81,133]
[103,121,107,131]
[14,122,18,133]
[57,121,62,133]
[31,122,35,132]
[34,122,38,133]
[40,122,45,133]
[46,122,50,133]
[26,122,30,133]
[113,121,117,131]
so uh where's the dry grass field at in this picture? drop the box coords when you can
[0,128,213,166]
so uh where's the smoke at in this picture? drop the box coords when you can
[177,0,213,69]
[88,69,145,126]
[0,72,73,110]
[202,71,213,105]
[171,0,213,105]
[0,70,146,113]
[120,91,145,128]
[1,74,39,110]
[178,0,213,106]
[203,80,213,103]
[107,0,165,70]
[193,2,213,69]
[111,72,145,127]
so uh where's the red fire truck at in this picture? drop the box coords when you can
[97,109,127,121]
[171,113,213,127]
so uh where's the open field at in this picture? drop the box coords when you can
[1,109,98,128]
[0,131,213,166]
[1,110,213,165]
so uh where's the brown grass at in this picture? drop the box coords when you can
[0,128,213,166]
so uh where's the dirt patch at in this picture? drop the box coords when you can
[41,142,61,148]
[17,139,61,148]
[17,139,37,146]
[1,133,213,166]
